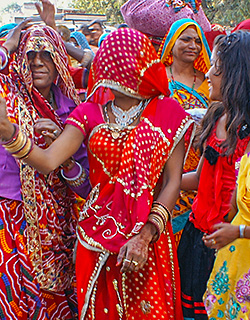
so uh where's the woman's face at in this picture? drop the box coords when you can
[172,26,202,63]
[206,48,223,101]
[27,50,58,97]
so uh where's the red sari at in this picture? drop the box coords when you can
[66,96,194,319]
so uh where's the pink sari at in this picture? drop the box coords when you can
[66,95,194,319]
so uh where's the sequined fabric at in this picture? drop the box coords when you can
[87,28,170,100]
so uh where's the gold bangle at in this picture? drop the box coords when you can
[148,213,165,234]
[4,130,26,151]
[152,202,172,221]
[153,201,172,217]
[14,138,34,159]
[150,208,167,227]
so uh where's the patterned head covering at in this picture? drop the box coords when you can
[87,28,170,100]
[121,0,211,38]
[166,0,201,13]
[70,31,92,51]
[159,18,211,74]
[10,25,80,105]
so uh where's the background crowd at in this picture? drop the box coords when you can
[0,0,249,319]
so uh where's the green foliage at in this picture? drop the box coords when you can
[70,0,127,24]
[202,0,250,27]
[70,0,250,27]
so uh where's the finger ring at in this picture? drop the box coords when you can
[211,239,216,245]
[132,260,138,266]
[123,258,132,264]
[53,129,59,137]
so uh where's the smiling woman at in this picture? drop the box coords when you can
[158,18,211,249]
[27,50,58,99]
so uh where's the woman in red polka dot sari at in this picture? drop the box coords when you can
[0,28,195,319]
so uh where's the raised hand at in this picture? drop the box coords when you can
[4,18,33,54]
[35,0,56,29]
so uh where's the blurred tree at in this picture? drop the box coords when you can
[2,2,22,14]
[202,0,250,27]
[70,0,127,24]
[70,0,249,27]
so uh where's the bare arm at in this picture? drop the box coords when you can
[156,136,185,209]
[25,125,84,174]
[0,96,84,174]
[181,154,205,191]
[117,137,185,273]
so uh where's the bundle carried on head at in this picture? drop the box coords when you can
[121,0,211,38]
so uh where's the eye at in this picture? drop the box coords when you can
[41,51,52,61]
[27,51,36,60]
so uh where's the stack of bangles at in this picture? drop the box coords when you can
[60,162,87,188]
[148,201,172,242]
[1,124,34,159]
[0,45,10,70]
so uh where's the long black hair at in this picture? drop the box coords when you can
[196,31,250,155]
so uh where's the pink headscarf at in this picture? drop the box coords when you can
[87,28,170,101]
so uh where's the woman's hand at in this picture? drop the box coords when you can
[202,223,240,250]
[4,18,33,54]
[117,222,156,273]
[35,118,61,146]
[35,0,56,30]
[0,96,15,141]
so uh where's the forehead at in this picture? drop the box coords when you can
[179,26,199,38]
[90,23,102,30]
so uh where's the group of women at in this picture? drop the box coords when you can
[0,0,250,318]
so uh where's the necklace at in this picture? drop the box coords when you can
[110,99,146,128]
[169,66,196,109]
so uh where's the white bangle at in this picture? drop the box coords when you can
[239,225,246,238]
[61,161,82,181]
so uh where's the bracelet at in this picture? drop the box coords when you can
[148,213,165,243]
[239,225,246,238]
[61,162,87,187]
[152,201,172,220]
[2,124,34,159]
[0,46,9,70]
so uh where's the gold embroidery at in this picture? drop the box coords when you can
[113,279,123,320]
[67,117,86,134]
[140,300,151,314]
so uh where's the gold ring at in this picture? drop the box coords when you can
[124,258,132,264]
[211,239,216,245]
[132,260,138,266]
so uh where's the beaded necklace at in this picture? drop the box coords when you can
[111,99,145,128]
[169,66,197,109]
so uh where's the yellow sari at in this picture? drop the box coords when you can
[204,153,250,319]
